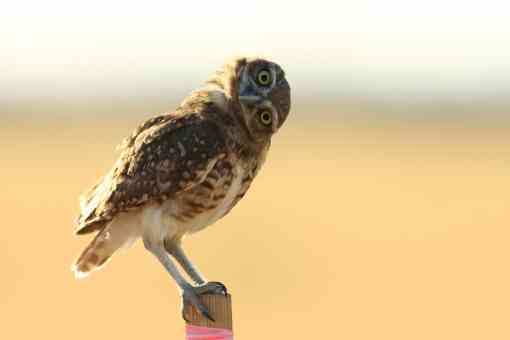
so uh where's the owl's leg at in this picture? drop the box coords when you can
[166,243,227,293]
[165,243,205,285]
[168,245,206,285]
[143,239,215,321]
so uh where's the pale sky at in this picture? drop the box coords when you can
[1,0,510,101]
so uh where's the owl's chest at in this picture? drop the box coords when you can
[167,160,253,234]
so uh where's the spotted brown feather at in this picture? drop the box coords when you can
[75,113,227,235]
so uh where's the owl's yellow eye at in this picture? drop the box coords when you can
[256,69,272,86]
[259,110,272,126]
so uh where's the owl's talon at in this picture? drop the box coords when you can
[201,308,215,322]
[181,282,227,322]
[181,284,216,322]
[181,308,190,323]
[196,281,228,295]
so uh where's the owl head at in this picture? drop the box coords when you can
[210,57,291,143]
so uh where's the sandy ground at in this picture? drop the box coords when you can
[1,115,509,339]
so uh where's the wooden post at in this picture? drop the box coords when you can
[183,293,233,331]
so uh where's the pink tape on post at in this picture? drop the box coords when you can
[185,325,233,340]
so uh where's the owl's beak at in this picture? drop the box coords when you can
[238,94,261,105]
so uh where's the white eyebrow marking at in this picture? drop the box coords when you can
[270,67,277,88]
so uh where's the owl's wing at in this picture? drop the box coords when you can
[75,113,227,235]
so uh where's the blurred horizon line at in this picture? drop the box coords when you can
[2,93,509,119]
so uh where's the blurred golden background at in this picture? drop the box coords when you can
[2,1,510,339]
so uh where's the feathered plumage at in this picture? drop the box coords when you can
[72,57,291,320]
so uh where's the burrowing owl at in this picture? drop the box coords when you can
[72,57,291,320]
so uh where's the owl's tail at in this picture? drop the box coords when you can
[72,213,141,279]
[72,226,120,278]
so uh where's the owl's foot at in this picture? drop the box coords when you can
[195,281,228,295]
[181,281,228,322]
